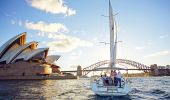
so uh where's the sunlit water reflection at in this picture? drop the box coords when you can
[0,76,169,100]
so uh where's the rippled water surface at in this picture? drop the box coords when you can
[0,77,170,100]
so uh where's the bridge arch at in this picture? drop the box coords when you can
[82,59,150,76]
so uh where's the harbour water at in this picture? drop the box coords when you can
[0,76,169,100]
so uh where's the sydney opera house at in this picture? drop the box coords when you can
[0,32,60,77]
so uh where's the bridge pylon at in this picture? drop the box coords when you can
[77,65,82,76]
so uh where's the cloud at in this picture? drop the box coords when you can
[37,32,45,37]
[10,19,16,24]
[25,21,69,33]
[135,46,144,50]
[6,12,23,26]
[47,32,67,39]
[46,33,93,52]
[34,32,93,52]
[143,50,170,58]
[159,34,169,39]
[69,51,82,60]
[25,21,92,52]
[18,20,22,26]
[92,37,99,43]
[27,33,33,37]
[10,19,23,26]
[147,40,153,45]
[27,0,76,16]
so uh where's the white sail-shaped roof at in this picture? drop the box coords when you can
[25,48,48,60]
[46,55,60,64]
[11,48,32,63]
[0,32,26,59]
[0,41,38,64]
[0,32,55,65]
[12,48,49,62]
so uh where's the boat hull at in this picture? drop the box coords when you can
[95,92,127,96]
[90,77,131,96]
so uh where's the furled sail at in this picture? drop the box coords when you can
[109,0,117,69]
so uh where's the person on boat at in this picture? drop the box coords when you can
[100,75,105,82]
[107,77,113,86]
[104,73,113,86]
[113,70,118,86]
[110,70,114,85]
[117,71,122,87]
[98,75,104,85]
[102,73,108,85]
[104,73,107,78]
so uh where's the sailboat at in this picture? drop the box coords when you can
[90,0,131,96]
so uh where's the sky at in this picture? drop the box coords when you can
[0,0,170,71]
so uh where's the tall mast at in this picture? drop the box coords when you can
[109,0,117,69]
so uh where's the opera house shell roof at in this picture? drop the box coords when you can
[0,32,60,64]
[0,32,60,77]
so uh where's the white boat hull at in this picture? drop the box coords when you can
[90,77,131,96]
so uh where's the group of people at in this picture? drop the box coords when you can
[101,70,122,87]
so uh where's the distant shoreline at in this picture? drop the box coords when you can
[123,72,169,77]
[0,75,77,80]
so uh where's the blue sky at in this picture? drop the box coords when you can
[0,0,170,70]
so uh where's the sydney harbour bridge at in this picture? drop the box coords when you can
[62,59,170,76]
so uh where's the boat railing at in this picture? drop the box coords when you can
[90,75,100,83]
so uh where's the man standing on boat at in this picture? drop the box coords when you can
[110,70,114,84]
[117,71,122,87]
[113,70,118,86]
